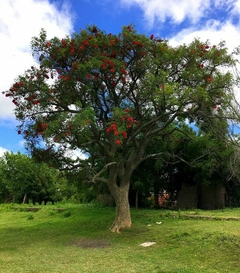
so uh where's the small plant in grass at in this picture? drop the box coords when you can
[63,211,71,218]
[48,210,57,216]
[27,214,34,220]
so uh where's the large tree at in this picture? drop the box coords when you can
[4,25,240,231]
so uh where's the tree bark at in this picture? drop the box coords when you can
[22,193,28,204]
[108,182,132,232]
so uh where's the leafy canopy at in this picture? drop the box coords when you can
[3,25,239,180]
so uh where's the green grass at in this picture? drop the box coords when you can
[1,204,240,273]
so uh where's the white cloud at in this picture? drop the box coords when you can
[120,0,211,27]
[0,0,74,119]
[169,20,240,51]
[0,147,10,157]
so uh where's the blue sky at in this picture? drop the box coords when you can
[1,0,240,156]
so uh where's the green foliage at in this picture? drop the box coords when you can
[5,25,238,172]
[0,152,68,204]
[26,214,34,220]
[63,211,71,218]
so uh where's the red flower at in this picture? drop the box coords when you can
[120,68,128,75]
[110,68,115,73]
[61,39,67,47]
[18,130,21,135]
[110,51,117,58]
[127,25,132,32]
[206,76,213,83]
[114,130,119,136]
[72,62,78,70]
[94,73,99,80]
[33,100,40,105]
[83,41,89,46]
[110,123,117,131]
[122,131,127,139]
[108,60,114,67]
[41,123,48,130]
[115,139,121,145]
[150,34,154,40]
[64,131,71,136]
[45,42,52,47]
[12,99,19,106]
[92,26,98,33]
[126,116,134,123]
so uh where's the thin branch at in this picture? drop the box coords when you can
[91,161,117,183]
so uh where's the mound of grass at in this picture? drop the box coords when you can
[0,204,240,273]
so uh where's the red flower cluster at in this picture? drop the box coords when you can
[115,139,121,145]
[25,94,37,101]
[59,75,71,81]
[120,68,128,75]
[105,109,140,145]
[83,40,89,46]
[101,59,115,70]
[9,81,24,93]
[61,39,67,47]
[121,115,140,128]
[206,76,213,83]
[33,100,40,105]
[106,122,117,133]
[132,41,143,47]
[35,122,48,135]
[105,122,127,145]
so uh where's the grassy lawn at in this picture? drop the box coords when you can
[1,204,240,273]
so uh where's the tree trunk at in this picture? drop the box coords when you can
[108,183,132,232]
[22,193,27,204]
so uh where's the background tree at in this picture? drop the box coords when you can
[0,152,63,204]
[4,25,240,231]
